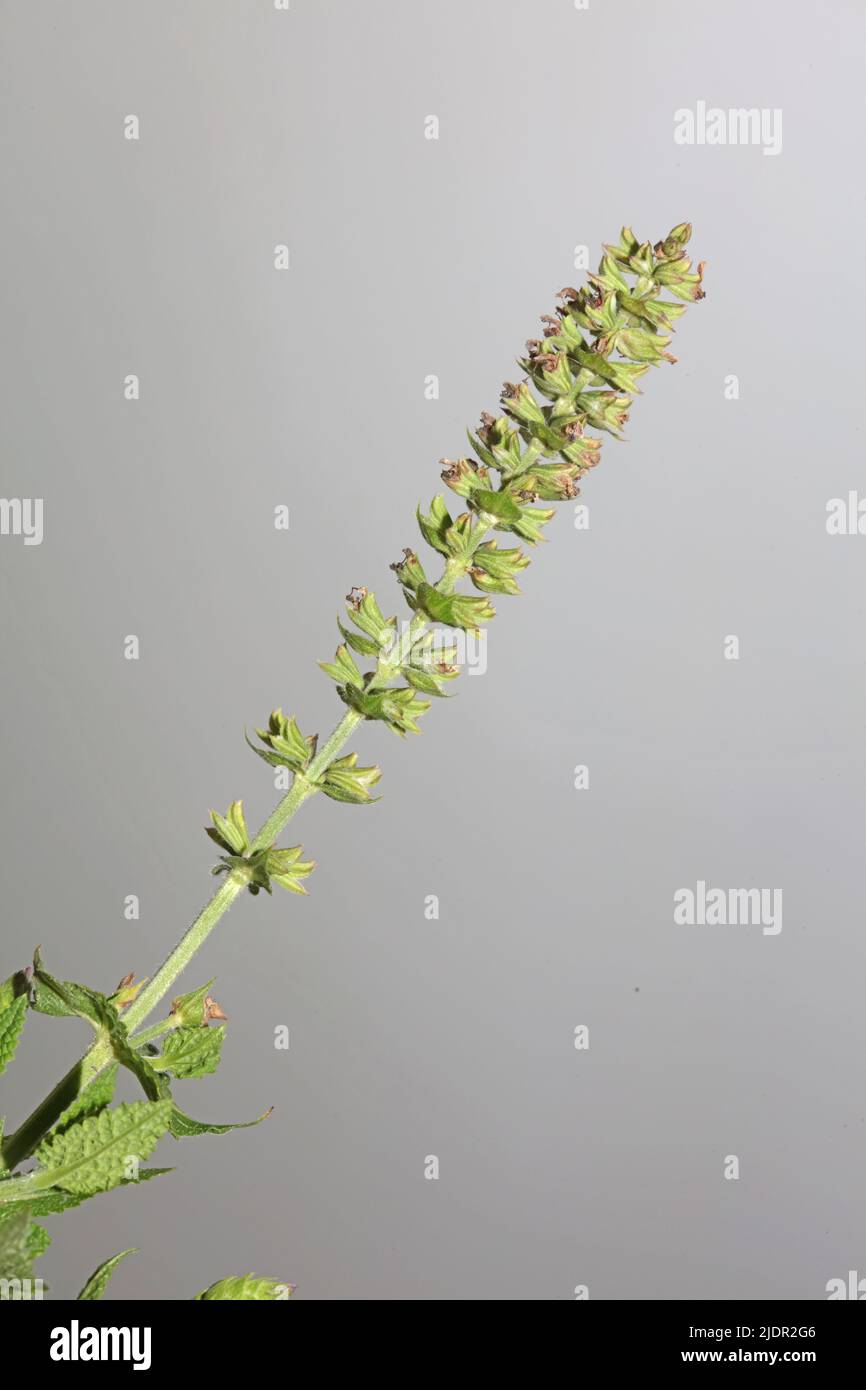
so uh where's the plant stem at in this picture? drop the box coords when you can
[121,708,362,1040]
[3,524,497,1170]
[121,876,248,1035]
[2,711,362,1168]
[128,1018,177,1049]
[1,1056,95,1176]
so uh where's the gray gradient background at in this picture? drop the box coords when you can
[2,0,865,1301]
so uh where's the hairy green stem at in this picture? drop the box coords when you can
[1,1056,96,1177]
[121,876,248,1035]
[2,713,364,1167]
[2,525,499,1170]
[127,1017,178,1049]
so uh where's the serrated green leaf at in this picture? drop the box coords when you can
[25,1220,51,1261]
[0,1207,50,1296]
[104,1017,166,1103]
[155,1025,225,1080]
[194,1273,294,1301]
[50,1064,119,1138]
[125,1166,174,1185]
[0,1208,36,1285]
[168,1103,272,1139]
[0,971,29,1013]
[76,1247,137,1300]
[0,1188,84,1217]
[30,951,111,1028]
[0,1167,171,1219]
[33,1100,173,1197]
[0,997,26,1077]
